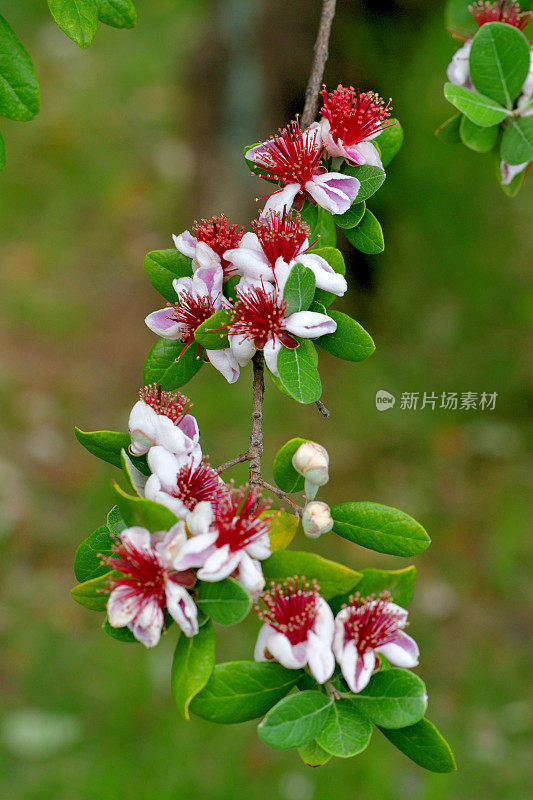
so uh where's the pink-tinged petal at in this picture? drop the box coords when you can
[236,552,265,599]
[147,446,184,488]
[197,545,241,582]
[145,308,183,340]
[348,141,382,168]
[296,253,347,296]
[263,338,282,377]
[173,230,197,258]
[193,241,220,271]
[305,173,360,215]
[500,160,529,185]
[272,257,292,294]
[128,401,157,456]
[313,597,335,644]
[377,632,420,668]
[165,581,198,637]
[446,40,472,87]
[154,416,191,455]
[225,246,273,281]
[107,585,139,628]
[319,117,347,159]
[173,275,194,300]
[267,631,308,670]
[121,526,152,551]
[178,414,199,443]
[306,630,335,684]
[143,477,188,520]
[130,599,164,648]
[186,500,214,536]
[261,183,301,216]
[172,532,218,570]
[347,649,376,694]
[206,348,240,384]
[156,523,188,567]
[284,310,337,339]
[381,600,409,626]
[245,140,273,162]
[228,332,256,367]
[194,263,224,301]
[241,231,265,252]
[245,531,271,560]
[254,624,274,662]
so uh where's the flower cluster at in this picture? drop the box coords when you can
[254,581,419,692]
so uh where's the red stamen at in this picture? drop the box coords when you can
[169,291,217,348]
[214,485,270,553]
[252,210,310,268]
[229,285,297,350]
[192,215,244,278]
[254,576,320,646]
[139,383,191,425]
[169,459,227,512]
[470,1,532,29]
[342,592,406,653]
[320,86,393,147]
[252,119,324,188]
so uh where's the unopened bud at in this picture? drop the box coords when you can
[302,501,333,539]
[292,442,329,487]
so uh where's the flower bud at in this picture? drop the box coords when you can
[292,442,329,487]
[302,501,333,539]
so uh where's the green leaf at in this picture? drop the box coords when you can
[111,482,178,532]
[283,263,316,316]
[316,699,372,757]
[330,501,430,557]
[444,83,510,126]
[300,203,337,248]
[223,275,239,302]
[305,246,346,307]
[459,115,499,152]
[98,0,137,28]
[352,566,417,608]
[194,309,232,350]
[74,525,113,583]
[190,661,301,723]
[196,578,251,626]
[120,449,148,496]
[144,249,192,303]
[435,113,463,144]
[351,669,427,729]
[258,691,333,750]
[374,119,404,167]
[315,310,375,362]
[265,510,299,551]
[298,739,332,766]
[106,504,126,536]
[47,0,99,49]
[469,22,530,107]
[102,617,138,642]
[70,571,113,611]
[344,209,384,254]
[341,165,386,202]
[262,551,361,600]
[277,339,321,404]
[171,620,215,720]
[74,427,150,475]
[333,201,366,230]
[272,436,311,493]
[0,15,40,121]
[501,115,533,165]
[379,717,457,773]
[143,338,203,390]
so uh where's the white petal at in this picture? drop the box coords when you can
[147,446,182,488]
[446,40,472,87]
[193,242,220,271]
[153,416,191,456]
[377,632,420,668]
[173,275,193,299]
[236,552,265,599]
[306,630,335,684]
[121,526,152,551]
[225,247,272,281]
[131,600,164,648]
[261,183,300,216]
[500,160,529,185]
[349,141,382,168]
[207,348,240,384]
[319,118,347,159]
[305,173,360,215]
[143,481,188,520]
[187,501,214,536]
[343,647,376,693]
[145,308,183,340]
[193,263,224,302]
[197,546,241,582]
[107,586,138,629]
[173,230,197,258]
[296,253,347,296]
[313,597,335,644]
[254,624,274,662]
[284,310,337,338]
[173,532,218,570]
[263,337,282,377]
[165,581,198,637]
[267,631,308,670]
[245,531,271,560]
[228,332,256,366]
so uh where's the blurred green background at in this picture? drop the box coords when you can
[1,1,532,798]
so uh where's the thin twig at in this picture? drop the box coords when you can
[261,481,303,515]
[315,399,330,417]
[301,0,337,129]
[248,351,265,487]
[216,452,250,473]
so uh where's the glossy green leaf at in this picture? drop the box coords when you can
[469,22,530,107]
[258,691,333,750]
[333,201,366,230]
[315,310,375,362]
[120,449,147,496]
[272,437,311,493]
[194,309,232,350]
[48,0,99,49]
[144,249,192,303]
[501,115,533,165]
[379,717,457,773]
[223,275,239,302]
[342,165,386,202]
[283,263,316,316]
[0,15,40,121]
[143,338,203,390]
[74,427,149,474]
[171,620,216,720]
[331,501,430,557]
[277,339,321,404]
[434,113,463,144]
[262,551,361,600]
[106,504,126,536]
[190,661,301,723]
[70,571,113,611]
[98,0,137,28]
[111,482,178,532]
[316,699,372,757]
[298,739,332,766]
[300,203,337,248]
[353,566,417,607]
[374,119,404,167]
[459,115,499,152]
[344,209,384,254]
[102,617,138,642]
[351,669,427,729]
[74,525,113,583]
[196,578,251,626]
[444,83,510,126]
[265,510,300,551]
